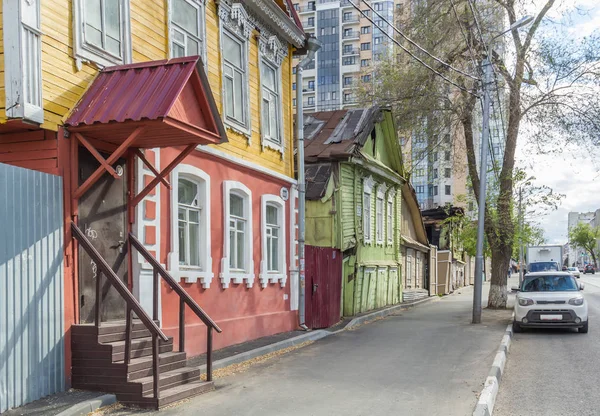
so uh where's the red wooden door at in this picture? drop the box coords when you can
[305,246,342,329]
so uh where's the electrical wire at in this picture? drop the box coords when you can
[346,0,479,97]
[360,0,480,82]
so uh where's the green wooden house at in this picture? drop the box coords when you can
[304,106,414,316]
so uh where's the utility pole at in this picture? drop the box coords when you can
[519,187,524,286]
[472,57,492,324]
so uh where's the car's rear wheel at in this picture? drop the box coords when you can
[512,321,522,333]
[579,321,589,333]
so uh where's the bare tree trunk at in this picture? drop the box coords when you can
[488,242,510,308]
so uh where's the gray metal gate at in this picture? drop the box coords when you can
[0,163,64,413]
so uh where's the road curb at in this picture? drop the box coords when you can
[343,296,437,331]
[198,329,332,373]
[473,313,515,416]
[54,394,116,416]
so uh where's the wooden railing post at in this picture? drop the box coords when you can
[153,333,160,399]
[179,299,185,352]
[124,305,133,365]
[153,269,159,321]
[207,327,213,382]
[95,271,102,327]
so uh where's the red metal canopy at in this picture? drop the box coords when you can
[65,56,227,149]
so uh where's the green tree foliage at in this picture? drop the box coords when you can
[568,223,600,267]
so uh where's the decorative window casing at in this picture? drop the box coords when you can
[376,184,386,245]
[220,181,254,288]
[73,0,132,69]
[259,32,287,153]
[387,188,396,246]
[218,2,252,137]
[167,165,213,288]
[169,0,206,61]
[363,176,374,244]
[259,195,287,288]
[3,0,43,123]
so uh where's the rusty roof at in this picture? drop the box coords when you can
[303,107,382,162]
[305,163,332,200]
[65,56,227,148]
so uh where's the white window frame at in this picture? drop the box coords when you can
[376,184,386,245]
[167,165,213,288]
[387,188,396,246]
[259,57,284,153]
[220,181,254,288]
[218,2,252,138]
[73,0,132,69]
[168,0,206,62]
[363,176,374,244]
[259,195,287,288]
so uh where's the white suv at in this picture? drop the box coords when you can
[513,272,588,333]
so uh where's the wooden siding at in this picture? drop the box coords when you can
[339,163,355,250]
[16,0,293,177]
[0,130,58,175]
[0,1,4,121]
[203,1,294,178]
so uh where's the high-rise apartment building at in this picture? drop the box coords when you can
[291,0,404,112]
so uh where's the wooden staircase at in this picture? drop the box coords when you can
[70,223,222,409]
[71,321,213,408]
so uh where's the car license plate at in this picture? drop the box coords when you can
[540,314,562,320]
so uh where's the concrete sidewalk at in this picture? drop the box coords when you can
[101,284,513,416]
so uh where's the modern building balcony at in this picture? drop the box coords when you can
[302,86,316,93]
[341,0,354,8]
[342,30,360,40]
[342,81,355,89]
[298,5,316,13]
[303,20,315,28]
[342,16,360,24]
[304,101,316,109]
[342,48,360,56]
[341,63,360,73]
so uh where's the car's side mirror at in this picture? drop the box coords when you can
[511,286,520,292]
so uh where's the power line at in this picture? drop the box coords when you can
[360,0,479,82]
[346,0,479,97]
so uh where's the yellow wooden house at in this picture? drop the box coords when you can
[0,0,306,410]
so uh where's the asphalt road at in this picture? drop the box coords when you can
[495,274,600,416]
[103,285,511,416]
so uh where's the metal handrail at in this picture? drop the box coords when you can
[129,233,222,382]
[71,223,168,342]
[129,234,222,333]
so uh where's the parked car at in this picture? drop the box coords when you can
[513,272,588,333]
[579,266,585,273]
[584,264,595,274]
[567,267,581,278]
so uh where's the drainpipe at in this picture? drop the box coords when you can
[295,36,322,330]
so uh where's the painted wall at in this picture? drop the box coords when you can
[157,148,297,356]
[0,1,4,121]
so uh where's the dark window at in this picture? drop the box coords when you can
[433,186,438,196]
[307,17,314,27]
[361,42,371,50]
[344,76,353,85]
[361,26,370,34]
[433,152,438,162]
[433,169,438,179]
[445,185,451,195]
[361,59,371,67]
[445,168,451,178]
[361,74,371,82]
[307,80,315,90]
[374,3,383,11]
[444,151,450,161]
[292,82,296,91]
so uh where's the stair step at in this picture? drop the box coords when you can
[118,380,215,409]
[127,353,188,381]
[72,320,159,336]
[138,366,201,394]
[71,352,187,378]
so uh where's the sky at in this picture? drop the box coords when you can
[513,0,600,245]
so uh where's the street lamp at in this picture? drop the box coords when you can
[295,35,322,329]
[472,16,534,324]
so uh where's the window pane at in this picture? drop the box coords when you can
[105,37,121,56]
[270,234,279,271]
[266,205,278,225]
[178,220,187,264]
[105,0,121,40]
[178,178,197,205]
[236,230,244,269]
[224,74,234,118]
[261,63,276,91]
[223,33,242,68]
[85,0,102,47]
[189,222,200,266]
[172,42,185,58]
[229,228,236,268]
[262,98,270,137]
[269,97,278,140]
[187,38,199,55]
[233,71,244,121]
[230,194,244,217]
[189,209,199,224]
[178,207,186,221]
[173,0,199,36]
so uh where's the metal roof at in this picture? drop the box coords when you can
[65,56,227,148]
